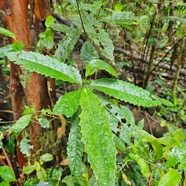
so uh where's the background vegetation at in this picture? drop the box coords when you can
[0,0,186,185]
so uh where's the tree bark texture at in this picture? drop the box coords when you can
[0,0,51,166]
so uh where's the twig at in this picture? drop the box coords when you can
[2,147,14,170]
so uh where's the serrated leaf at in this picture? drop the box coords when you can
[51,23,73,34]
[40,153,53,162]
[55,29,80,62]
[97,29,114,62]
[0,27,15,38]
[90,78,161,107]
[7,51,82,84]
[79,88,117,186]
[20,138,33,157]
[67,115,84,175]
[0,45,13,58]
[53,90,81,118]
[10,114,32,134]
[0,166,16,181]
[129,153,150,178]
[85,59,117,77]
[45,16,54,28]
[158,169,181,186]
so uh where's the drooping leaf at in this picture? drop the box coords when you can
[79,88,117,186]
[20,138,33,157]
[7,51,82,84]
[90,78,161,107]
[129,153,150,178]
[80,41,99,64]
[97,29,115,62]
[53,90,81,118]
[158,169,181,186]
[0,166,16,182]
[0,27,15,38]
[55,29,80,62]
[85,59,117,77]
[67,115,84,175]
[9,114,32,134]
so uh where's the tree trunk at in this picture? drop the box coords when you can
[0,0,52,166]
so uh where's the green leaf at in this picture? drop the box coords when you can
[67,115,84,175]
[90,78,161,107]
[79,88,117,186]
[51,23,73,34]
[20,138,33,157]
[55,29,80,62]
[80,41,99,64]
[0,166,16,181]
[0,181,10,186]
[53,90,81,118]
[40,153,53,162]
[38,117,50,128]
[97,29,115,62]
[9,114,32,134]
[45,16,55,28]
[85,59,117,77]
[158,129,185,149]
[129,153,150,178]
[139,130,163,159]
[39,28,54,50]
[67,0,78,8]
[110,105,135,125]
[36,167,47,181]
[113,135,126,151]
[0,27,15,38]
[158,169,181,186]
[0,45,13,58]
[23,165,36,174]
[166,143,186,168]
[5,134,16,155]
[7,51,82,84]
[11,42,24,51]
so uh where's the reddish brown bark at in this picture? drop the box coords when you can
[34,0,51,21]
[1,0,52,166]
[1,0,30,166]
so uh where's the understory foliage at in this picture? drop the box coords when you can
[0,0,186,185]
